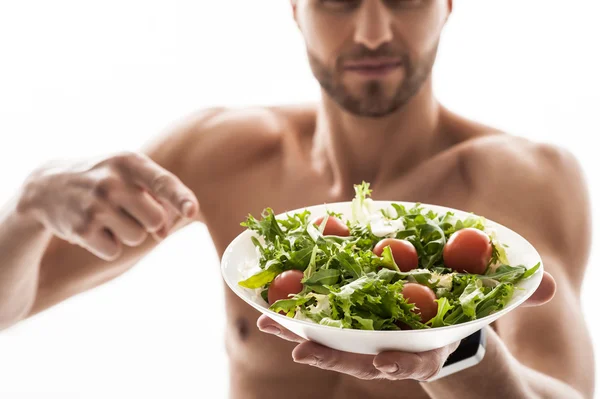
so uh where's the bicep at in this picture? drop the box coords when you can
[495,257,595,398]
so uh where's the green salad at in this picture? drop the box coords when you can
[238,183,540,330]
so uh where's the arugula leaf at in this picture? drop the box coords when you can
[403,270,437,287]
[522,262,541,280]
[470,262,541,286]
[307,221,326,244]
[238,263,282,289]
[260,288,269,303]
[350,224,379,250]
[241,208,285,243]
[287,245,315,270]
[380,203,413,220]
[475,283,515,318]
[302,245,320,280]
[278,209,311,232]
[483,265,527,282]
[306,285,332,295]
[392,203,408,217]
[250,236,265,253]
[335,252,363,279]
[303,269,341,286]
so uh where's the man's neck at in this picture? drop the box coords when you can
[311,78,444,198]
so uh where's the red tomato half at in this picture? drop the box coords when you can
[313,216,350,237]
[402,283,438,323]
[373,238,419,272]
[268,270,304,305]
[443,228,492,274]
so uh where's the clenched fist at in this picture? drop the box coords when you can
[17,152,199,261]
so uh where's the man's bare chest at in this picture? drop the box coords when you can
[203,149,475,257]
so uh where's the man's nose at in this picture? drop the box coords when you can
[353,1,393,50]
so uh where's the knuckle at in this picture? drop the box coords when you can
[74,206,102,236]
[73,221,91,237]
[113,151,141,165]
[92,175,120,198]
[109,151,144,172]
[83,203,103,223]
[150,173,174,195]
[316,351,339,370]
[355,368,380,381]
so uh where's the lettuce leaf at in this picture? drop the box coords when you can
[427,297,455,328]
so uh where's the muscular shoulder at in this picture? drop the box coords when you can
[145,107,287,175]
[144,106,315,184]
[141,105,315,219]
[460,135,591,284]
[462,135,583,190]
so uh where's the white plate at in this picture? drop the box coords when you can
[221,201,543,354]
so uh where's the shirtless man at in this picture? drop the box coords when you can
[0,0,594,398]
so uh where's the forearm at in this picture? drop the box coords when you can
[420,327,586,399]
[0,196,53,329]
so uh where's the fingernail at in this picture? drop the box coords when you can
[377,363,399,374]
[294,356,317,365]
[259,326,281,336]
[182,201,194,217]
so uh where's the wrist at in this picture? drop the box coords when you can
[421,327,530,399]
[14,179,47,232]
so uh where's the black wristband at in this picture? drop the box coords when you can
[427,328,487,381]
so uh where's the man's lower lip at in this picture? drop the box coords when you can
[344,64,402,77]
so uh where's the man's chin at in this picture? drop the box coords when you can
[340,91,401,117]
[341,100,400,118]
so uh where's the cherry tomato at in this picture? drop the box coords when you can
[396,321,413,330]
[268,270,304,305]
[443,228,492,274]
[402,283,438,323]
[313,216,350,237]
[373,238,419,272]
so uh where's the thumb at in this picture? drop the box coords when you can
[523,271,556,307]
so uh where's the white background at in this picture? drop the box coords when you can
[0,1,598,398]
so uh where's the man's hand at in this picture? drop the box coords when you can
[257,271,556,381]
[17,152,200,261]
